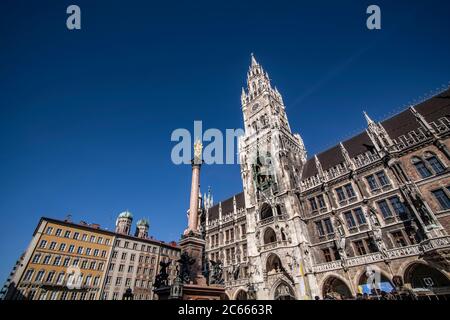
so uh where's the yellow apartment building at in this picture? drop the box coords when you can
[4,217,115,300]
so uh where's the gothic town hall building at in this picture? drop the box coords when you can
[202,55,450,300]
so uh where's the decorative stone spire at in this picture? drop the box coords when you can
[314,155,324,179]
[339,142,356,171]
[363,111,393,152]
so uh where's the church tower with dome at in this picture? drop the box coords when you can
[115,210,133,235]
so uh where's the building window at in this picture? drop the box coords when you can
[121,252,127,260]
[64,230,71,238]
[77,246,83,254]
[115,277,122,285]
[46,271,55,283]
[412,157,432,178]
[322,248,332,262]
[344,211,356,229]
[315,221,325,237]
[335,187,346,202]
[317,195,326,209]
[377,200,393,219]
[354,208,366,225]
[59,243,66,251]
[53,256,61,266]
[323,218,334,234]
[432,189,450,210]
[56,272,65,284]
[309,198,318,211]
[73,232,79,240]
[89,261,96,270]
[35,270,45,282]
[389,196,408,218]
[391,231,407,247]
[354,240,367,256]
[119,264,124,272]
[86,248,91,256]
[366,175,378,190]
[63,257,70,267]
[112,251,118,259]
[344,184,356,198]
[426,155,445,174]
[90,235,95,243]
[82,234,87,241]
[49,242,57,250]
[45,227,53,235]
[43,255,51,264]
[55,229,62,237]
[24,269,34,281]
[98,237,103,244]
[68,245,75,253]
[376,171,389,186]
[93,249,99,257]
[39,240,47,248]
[32,254,41,264]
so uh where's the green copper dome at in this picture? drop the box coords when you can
[136,218,149,227]
[118,210,133,219]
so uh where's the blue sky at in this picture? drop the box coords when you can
[0,0,449,283]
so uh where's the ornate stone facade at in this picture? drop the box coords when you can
[204,55,450,300]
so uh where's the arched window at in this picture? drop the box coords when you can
[424,152,445,174]
[274,283,295,300]
[266,253,283,273]
[263,228,277,244]
[411,157,432,178]
[260,203,273,220]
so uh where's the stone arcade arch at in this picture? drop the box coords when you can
[234,289,248,300]
[260,203,273,220]
[273,282,295,300]
[263,227,277,244]
[357,269,395,294]
[404,262,450,292]
[322,276,353,299]
[266,253,283,274]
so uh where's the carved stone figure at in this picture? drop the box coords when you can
[209,260,224,285]
[153,260,171,288]
[177,252,195,284]
[232,264,240,280]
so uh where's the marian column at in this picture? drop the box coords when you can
[184,139,202,235]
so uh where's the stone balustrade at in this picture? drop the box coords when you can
[313,235,450,273]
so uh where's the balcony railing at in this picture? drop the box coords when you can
[258,214,288,227]
[313,236,450,273]
[261,240,289,251]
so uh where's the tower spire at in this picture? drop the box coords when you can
[363,111,374,125]
[251,52,258,66]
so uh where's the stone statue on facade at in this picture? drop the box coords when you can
[209,260,224,285]
[232,264,240,280]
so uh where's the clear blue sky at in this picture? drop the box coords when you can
[0,0,449,284]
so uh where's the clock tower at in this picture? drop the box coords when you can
[238,54,314,299]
